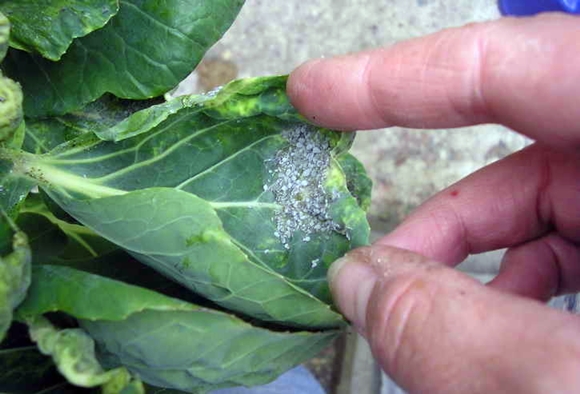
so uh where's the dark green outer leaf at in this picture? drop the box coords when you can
[23,116,94,155]
[22,76,293,153]
[22,95,166,154]
[0,0,119,61]
[4,0,246,117]
[20,193,119,261]
[0,344,64,393]
[18,265,339,393]
[16,212,68,263]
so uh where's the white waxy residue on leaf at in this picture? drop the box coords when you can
[268,125,339,249]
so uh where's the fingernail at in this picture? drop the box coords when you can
[297,58,324,71]
[288,59,322,95]
[328,252,378,333]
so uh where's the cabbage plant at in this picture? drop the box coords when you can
[0,1,372,393]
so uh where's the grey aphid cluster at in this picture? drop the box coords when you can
[267,125,339,249]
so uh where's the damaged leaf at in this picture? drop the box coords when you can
[8,76,370,328]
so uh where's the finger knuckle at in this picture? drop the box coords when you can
[367,270,442,376]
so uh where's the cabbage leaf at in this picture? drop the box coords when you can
[0,0,119,60]
[17,265,339,392]
[3,0,245,117]
[8,76,370,329]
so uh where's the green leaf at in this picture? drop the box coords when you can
[0,11,9,62]
[22,95,166,154]
[0,11,26,149]
[23,95,176,154]
[52,188,347,328]
[0,11,23,145]
[84,309,335,393]
[0,228,31,342]
[0,158,34,255]
[3,0,245,117]
[16,211,68,263]
[20,193,119,262]
[7,76,370,328]
[11,203,230,311]
[337,153,373,212]
[0,71,23,143]
[25,315,144,393]
[0,163,34,221]
[17,265,194,321]
[0,156,36,253]
[23,116,91,155]
[6,119,24,149]
[18,265,339,393]
[0,0,120,61]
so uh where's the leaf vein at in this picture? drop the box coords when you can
[176,135,276,190]
[91,119,237,183]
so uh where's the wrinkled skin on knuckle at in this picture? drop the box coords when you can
[365,262,483,393]
[366,266,445,377]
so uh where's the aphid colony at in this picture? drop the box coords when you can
[268,125,339,249]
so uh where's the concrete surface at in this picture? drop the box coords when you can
[177,1,538,392]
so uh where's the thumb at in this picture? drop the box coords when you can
[329,245,580,394]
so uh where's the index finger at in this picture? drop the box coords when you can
[287,14,580,148]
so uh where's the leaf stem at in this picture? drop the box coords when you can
[36,164,125,198]
[8,150,125,199]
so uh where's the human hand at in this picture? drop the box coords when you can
[288,13,580,394]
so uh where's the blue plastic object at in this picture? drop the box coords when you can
[499,0,580,16]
